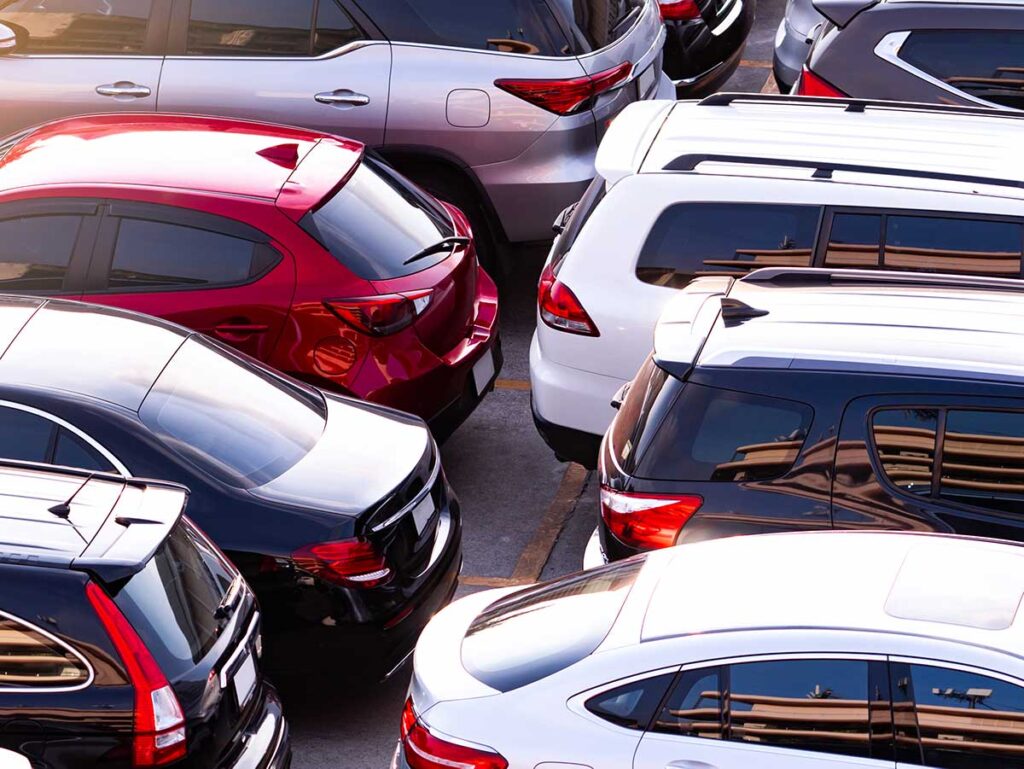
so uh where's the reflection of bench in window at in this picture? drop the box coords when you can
[825,243,880,268]
[873,425,935,486]
[702,247,815,272]
[712,439,805,481]
[917,702,1024,754]
[0,626,87,686]
[726,693,870,744]
[942,430,1024,494]
[883,246,1022,275]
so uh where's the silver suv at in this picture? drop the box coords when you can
[0,0,673,265]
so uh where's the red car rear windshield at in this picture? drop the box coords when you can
[300,156,455,281]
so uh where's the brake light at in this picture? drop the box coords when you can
[495,62,632,116]
[401,698,507,769]
[292,539,393,589]
[86,582,186,768]
[600,487,703,550]
[538,262,599,336]
[324,290,433,337]
[659,0,701,20]
[795,66,847,97]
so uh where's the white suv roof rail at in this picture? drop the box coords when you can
[741,267,1024,292]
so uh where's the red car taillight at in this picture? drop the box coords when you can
[292,539,393,588]
[495,61,632,116]
[401,699,507,769]
[324,289,433,337]
[600,486,703,550]
[795,66,847,97]
[538,263,599,336]
[659,0,701,20]
[86,582,187,768]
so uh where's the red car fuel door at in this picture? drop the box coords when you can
[81,202,295,362]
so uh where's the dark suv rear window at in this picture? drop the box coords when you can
[547,0,645,52]
[113,519,237,680]
[301,155,455,281]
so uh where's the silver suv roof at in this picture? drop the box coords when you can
[653,268,1024,384]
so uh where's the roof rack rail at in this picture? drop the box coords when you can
[662,153,1024,192]
[742,267,1024,292]
[698,92,1024,121]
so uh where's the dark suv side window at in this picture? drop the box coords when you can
[0,614,89,689]
[872,409,939,498]
[900,30,1024,111]
[0,0,151,54]
[0,215,81,292]
[637,203,823,289]
[941,410,1024,514]
[0,406,115,472]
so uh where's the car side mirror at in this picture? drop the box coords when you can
[0,22,20,55]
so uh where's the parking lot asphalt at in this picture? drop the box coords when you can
[284,2,786,764]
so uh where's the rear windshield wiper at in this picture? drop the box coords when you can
[214,573,244,621]
[403,236,471,266]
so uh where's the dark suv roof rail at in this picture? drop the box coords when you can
[742,267,1024,292]
[662,153,1024,192]
[697,92,1024,122]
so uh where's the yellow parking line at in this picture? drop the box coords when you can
[761,73,781,94]
[495,378,531,391]
[740,59,773,69]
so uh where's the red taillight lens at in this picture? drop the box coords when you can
[659,0,701,20]
[401,699,507,769]
[495,61,632,116]
[600,486,703,550]
[324,289,433,337]
[292,539,393,588]
[86,582,187,768]
[538,262,599,336]
[795,66,847,97]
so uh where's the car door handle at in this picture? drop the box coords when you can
[314,90,371,107]
[96,82,152,98]
[212,322,269,340]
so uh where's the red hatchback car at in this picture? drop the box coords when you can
[0,114,500,434]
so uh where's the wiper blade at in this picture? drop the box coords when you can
[214,573,244,620]
[403,236,471,266]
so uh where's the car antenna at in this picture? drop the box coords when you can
[48,472,98,542]
[720,297,769,323]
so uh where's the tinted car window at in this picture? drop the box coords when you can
[110,219,273,290]
[548,0,644,53]
[113,519,237,680]
[0,614,89,689]
[636,204,822,289]
[0,406,54,463]
[355,0,571,55]
[139,337,326,488]
[0,0,151,54]
[885,216,1022,277]
[53,429,115,472]
[652,667,724,739]
[551,174,606,271]
[630,383,813,482]
[301,156,455,280]
[610,356,676,475]
[729,659,871,758]
[313,0,362,55]
[900,663,1024,768]
[0,215,80,292]
[462,558,643,692]
[824,213,882,268]
[586,673,676,730]
[940,410,1024,514]
[900,30,1024,111]
[187,0,316,56]
[872,409,938,497]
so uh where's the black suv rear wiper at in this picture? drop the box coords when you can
[215,573,244,620]
[403,236,471,266]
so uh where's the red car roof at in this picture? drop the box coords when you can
[0,113,364,209]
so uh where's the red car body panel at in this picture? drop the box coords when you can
[0,114,500,427]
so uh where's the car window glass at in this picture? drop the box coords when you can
[0,406,54,463]
[634,383,813,483]
[0,215,81,293]
[547,0,644,53]
[586,672,676,730]
[0,614,89,689]
[313,0,361,55]
[53,429,115,472]
[187,0,315,56]
[872,409,938,497]
[729,659,871,759]
[610,355,677,475]
[355,0,571,55]
[636,204,822,290]
[824,213,881,268]
[0,0,151,54]
[940,410,1024,514]
[651,667,724,739]
[900,30,1024,111]
[110,219,264,290]
[899,663,1024,768]
[885,216,1022,277]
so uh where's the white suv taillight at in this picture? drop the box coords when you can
[87,582,187,767]
[538,263,600,336]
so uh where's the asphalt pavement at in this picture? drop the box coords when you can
[283,2,786,763]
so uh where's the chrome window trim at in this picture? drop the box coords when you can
[0,608,95,694]
[680,651,888,669]
[889,655,1024,690]
[0,400,130,477]
[163,38,380,63]
[873,30,1014,111]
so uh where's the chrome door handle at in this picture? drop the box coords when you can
[314,90,370,106]
[96,82,151,98]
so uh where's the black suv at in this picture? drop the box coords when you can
[0,462,289,769]
[593,268,1024,565]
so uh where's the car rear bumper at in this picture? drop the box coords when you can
[663,0,755,96]
[222,684,291,769]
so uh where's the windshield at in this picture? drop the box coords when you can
[113,519,238,680]
[301,155,455,281]
[462,558,644,691]
[139,337,326,488]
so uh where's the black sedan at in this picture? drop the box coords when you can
[659,0,757,97]
[0,296,462,682]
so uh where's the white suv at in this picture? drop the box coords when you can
[530,92,1024,467]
